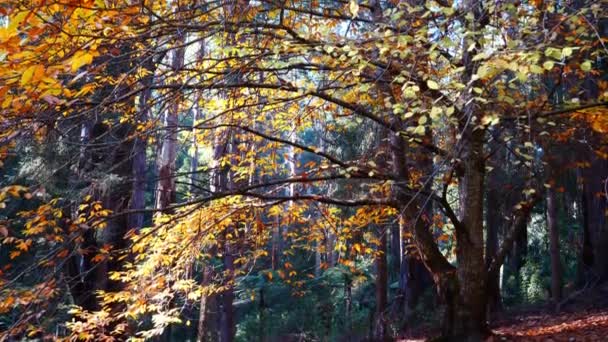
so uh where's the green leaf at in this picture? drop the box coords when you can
[426,80,439,90]
[530,64,544,74]
[581,60,592,72]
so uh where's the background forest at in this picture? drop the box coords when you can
[0,0,607,341]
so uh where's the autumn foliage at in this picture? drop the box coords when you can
[0,0,607,341]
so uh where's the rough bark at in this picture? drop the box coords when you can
[485,171,502,315]
[455,127,488,341]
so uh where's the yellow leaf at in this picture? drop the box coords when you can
[349,0,359,18]
[71,52,94,72]
[20,65,38,86]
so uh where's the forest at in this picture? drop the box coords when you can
[0,0,607,341]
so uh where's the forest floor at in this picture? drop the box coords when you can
[490,307,608,341]
[399,283,608,341]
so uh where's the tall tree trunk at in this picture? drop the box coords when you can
[455,127,488,341]
[129,72,153,230]
[344,275,353,342]
[155,31,185,211]
[220,240,235,342]
[485,172,502,316]
[547,186,563,306]
[189,101,201,197]
[580,157,608,282]
[197,265,213,342]
[218,128,238,342]
[373,225,389,341]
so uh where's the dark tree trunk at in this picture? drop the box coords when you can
[129,83,151,230]
[454,127,488,341]
[373,226,389,341]
[344,275,353,342]
[580,157,608,282]
[220,242,235,342]
[197,265,214,342]
[485,173,502,316]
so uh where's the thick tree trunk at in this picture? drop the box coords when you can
[485,174,502,316]
[388,124,467,340]
[454,127,488,341]
[547,187,563,305]
[580,157,608,282]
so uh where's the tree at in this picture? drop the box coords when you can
[0,0,607,341]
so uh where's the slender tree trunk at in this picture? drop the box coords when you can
[197,123,229,342]
[155,31,184,211]
[344,275,353,342]
[189,101,201,196]
[374,226,388,341]
[129,74,152,230]
[197,265,213,342]
[220,241,235,342]
[547,186,563,306]
[272,216,282,270]
[218,128,238,342]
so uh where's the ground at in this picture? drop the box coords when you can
[491,308,608,341]
[398,285,608,342]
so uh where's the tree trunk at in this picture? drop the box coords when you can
[197,265,213,342]
[220,242,235,342]
[580,157,608,282]
[189,101,201,197]
[155,31,184,211]
[547,186,563,306]
[218,129,238,342]
[373,226,389,341]
[129,77,152,230]
[454,126,488,341]
[485,174,502,316]
[344,275,353,342]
